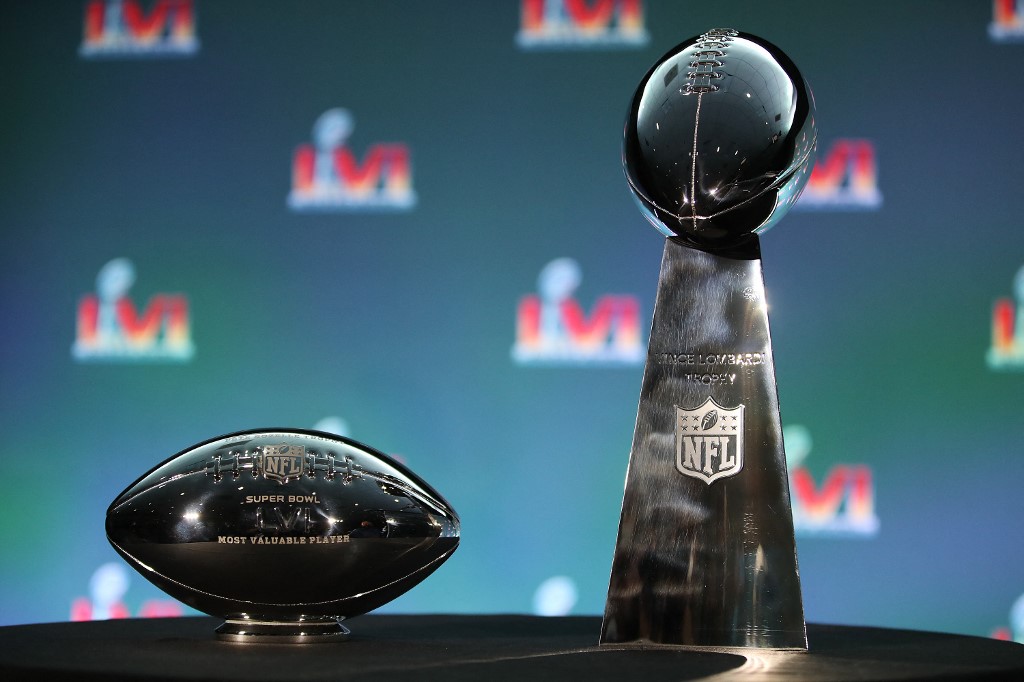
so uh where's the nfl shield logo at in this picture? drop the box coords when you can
[675,397,744,484]
[260,443,306,482]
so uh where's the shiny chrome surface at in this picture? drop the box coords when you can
[215,617,351,644]
[624,28,816,249]
[600,237,806,649]
[602,27,812,649]
[106,429,459,642]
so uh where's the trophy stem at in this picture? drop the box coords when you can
[600,236,806,650]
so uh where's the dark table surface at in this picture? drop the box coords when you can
[0,614,1022,681]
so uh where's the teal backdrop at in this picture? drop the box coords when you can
[1,0,1023,641]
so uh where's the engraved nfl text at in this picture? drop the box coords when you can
[653,351,766,365]
[675,397,745,484]
[656,351,766,386]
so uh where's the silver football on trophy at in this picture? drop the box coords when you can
[623,28,816,248]
[106,429,460,642]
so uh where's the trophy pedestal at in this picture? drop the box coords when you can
[600,236,806,650]
[215,617,351,643]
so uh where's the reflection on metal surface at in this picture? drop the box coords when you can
[601,28,813,650]
[623,29,816,250]
[106,429,460,643]
[600,240,806,649]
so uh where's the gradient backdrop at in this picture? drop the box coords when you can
[1,0,1023,641]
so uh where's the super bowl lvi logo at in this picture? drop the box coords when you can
[80,0,200,58]
[675,398,744,484]
[987,264,1024,370]
[288,108,415,211]
[516,0,649,49]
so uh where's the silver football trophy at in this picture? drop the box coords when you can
[106,429,460,643]
[600,29,816,649]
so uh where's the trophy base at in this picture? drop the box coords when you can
[215,617,351,644]
[599,640,808,654]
